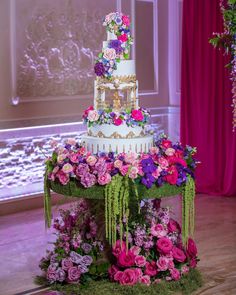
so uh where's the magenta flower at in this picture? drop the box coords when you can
[156,237,173,254]
[118,250,135,267]
[172,246,186,263]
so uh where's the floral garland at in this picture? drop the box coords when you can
[94,12,133,79]
[209,0,236,131]
[83,106,150,127]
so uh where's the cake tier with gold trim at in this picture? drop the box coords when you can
[81,134,153,154]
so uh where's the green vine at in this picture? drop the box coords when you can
[182,176,195,245]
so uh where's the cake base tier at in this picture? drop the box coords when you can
[81,134,153,153]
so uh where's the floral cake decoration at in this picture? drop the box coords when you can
[94,12,133,79]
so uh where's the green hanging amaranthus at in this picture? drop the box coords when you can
[105,174,130,247]
[44,168,52,228]
[182,176,195,245]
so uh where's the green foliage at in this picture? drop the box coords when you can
[35,268,203,295]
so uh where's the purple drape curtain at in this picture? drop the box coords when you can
[181,0,236,196]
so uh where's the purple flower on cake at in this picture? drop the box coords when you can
[109,40,123,54]
[78,264,89,274]
[46,265,58,283]
[94,62,105,76]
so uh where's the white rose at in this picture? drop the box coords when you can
[103,48,116,60]
[87,110,99,122]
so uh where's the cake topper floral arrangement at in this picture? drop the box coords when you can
[209,0,236,131]
[94,12,133,79]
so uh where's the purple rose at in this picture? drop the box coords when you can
[80,255,93,266]
[70,251,83,264]
[81,243,92,254]
[78,264,89,273]
[94,62,105,76]
[56,268,66,282]
[61,258,73,271]
[47,265,58,283]
[67,266,81,282]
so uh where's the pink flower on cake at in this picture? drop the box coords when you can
[152,167,161,179]
[156,237,173,254]
[57,153,67,164]
[113,117,123,126]
[170,268,181,281]
[165,147,175,156]
[118,33,128,43]
[61,258,73,271]
[57,170,69,185]
[172,246,186,263]
[87,110,99,122]
[145,261,158,276]
[86,155,97,166]
[131,109,144,121]
[150,223,167,238]
[134,255,146,267]
[119,268,138,285]
[139,275,151,286]
[122,15,130,26]
[189,257,197,268]
[62,163,73,174]
[181,265,189,275]
[98,173,111,185]
[80,173,97,188]
[167,218,181,233]
[134,268,143,279]
[103,48,117,60]
[118,250,135,267]
[165,166,178,185]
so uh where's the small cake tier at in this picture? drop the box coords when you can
[87,124,145,139]
[81,135,153,154]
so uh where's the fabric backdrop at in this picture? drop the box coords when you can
[181,0,236,196]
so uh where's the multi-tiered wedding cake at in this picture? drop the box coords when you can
[82,12,153,153]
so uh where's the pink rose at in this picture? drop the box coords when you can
[87,110,99,122]
[62,163,73,174]
[170,268,181,281]
[113,117,123,126]
[108,265,119,280]
[134,268,143,279]
[103,48,116,60]
[130,246,141,256]
[187,238,198,258]
[119,164,130,176]
[98,173,111,185]
[150,224,167,238]
[168,259,175,269]
[134,255,146,267]
[114,270,124,282]
[70,153,78,163]
[172,247,186,263]
[118,250,135,267]
[156,237,173,254]
[164,166,178,185]
[165,148,175,156]
[161,139,172,149]
[57,170,69,185]
[118,34,128,43]
[122,15,130,26]
[86,155,97,166]
[131,109,144,121]
[114,159,123,169]
[129,166,139,179]
[139,275,151,286]
[156,256,169,271]
[67,266,81,282]
[167,219,181,233]
[158,157,169,169]
[61,258,73,271]
[189,258,197,268]
[112,240,126,257]
[119,268,138,286]
[145,261,158,277]
[83,105,94,119]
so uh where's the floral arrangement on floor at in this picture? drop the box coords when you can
[94,12,133,79]
[209,0,236,130]
[108,199,199,286]
[39,199,107,285]
[83,106,150,127]
[47,134,197,190]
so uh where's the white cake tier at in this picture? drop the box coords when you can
[113,60,135,76]
[107,31,117,40]
[88,124,145,139]
[81,135,153,154]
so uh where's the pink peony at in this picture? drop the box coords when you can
[150,223,167,238]
[57,170,69,185]
[145,261,158,277]
[98,173,111,185]
[156,237,173,254]
[108,265,119,280]
[134,255,146,267]
[161,139,172,149]
[112,240,126,257]
[170,268,181,281]
[139,275,151,286]
[131,109,144,121]
[164,166,178,185]
[187,238,198,258]
[119,268,138,286]
[67,266,81,282]
[167,219,181,233]
[172,247,186,263]
[118,34,128,43]
[62,163,73,174]
[158,157,169,169]
[61,258,73,271]
[119,164,130,176]
[156,256,169,271]
[86,155,97,166]
[114,270,124,282]
[118,250,135,267]
[122,15,130,26]
[113,117,123,126]
[130,246,141,256]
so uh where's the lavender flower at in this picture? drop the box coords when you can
[78,264,89,273]
[56,268,66,282]
[80,173,97,188]
[141,173,156,189]
[141,158,156,174]
[80,255,93,266]
[109,40,123,54]
[81,243,92,254]
[70,251,83,264]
